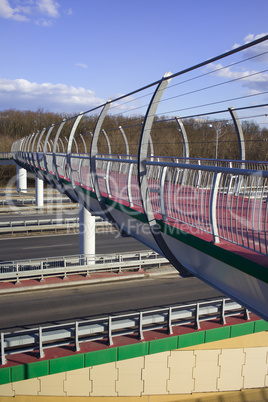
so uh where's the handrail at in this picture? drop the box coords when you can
[15,151,268,256]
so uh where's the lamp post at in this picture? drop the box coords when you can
[207,122,229,160]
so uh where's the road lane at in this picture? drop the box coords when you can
[0,210,79,223]
[0,232,149,261]
[0,275,223,331]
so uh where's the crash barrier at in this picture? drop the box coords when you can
[0,216,108,234]
[0,297,248,365]
[0,251,168,282]
[0,197,73,206]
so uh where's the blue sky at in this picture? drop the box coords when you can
[0,0,268,114]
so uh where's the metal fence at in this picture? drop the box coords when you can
[0,251,168,282]
[0,196,73,206]
[65,154,268,255]
[0,152,13,160]
[0,216,109,234]
[0,297,248,365]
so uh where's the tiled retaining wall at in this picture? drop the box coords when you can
[0,321,267,398]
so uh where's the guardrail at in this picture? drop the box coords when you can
[0,251,168,282]
[0,152,13,160]
[0,216,108,234]
[0,297,249,365]
[0,217,80,228]
[0,197,73,206]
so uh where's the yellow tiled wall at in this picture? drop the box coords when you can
[0,332,267,398]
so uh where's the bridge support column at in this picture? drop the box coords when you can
[79,204,95,264]
[35,177,44,208]
[17,166,27,193]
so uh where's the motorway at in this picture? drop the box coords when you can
[0,275,222,332]
[0,210,223,332]
[0,232,148,261]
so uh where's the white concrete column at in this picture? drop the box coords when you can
[17,166,27,193]
[79,203,95,263]
[35,176,44,207]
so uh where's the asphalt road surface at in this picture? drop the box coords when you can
[0,211,223,333]
[0,232,149,261]
[0,275,223,331]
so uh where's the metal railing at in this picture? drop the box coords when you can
[0,216,80,228]
[10,150,268,255]
[60,154,268,256]
[0,216,109,234]
[0,297,248,365]
[9,36,268,322]
[0,152,13,160]
[0,251,168,282]
[0,196,73,206]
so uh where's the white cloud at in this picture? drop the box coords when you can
[75,63,88,69]
[0,77,105,113]
[205,34,268,99]
[36,0,59,18]
[35,18,53,26]
[64,7,72,16]
[0,0,61,24]
[209,62,268,96]
[233,32,268,62]
[0,0,29,21]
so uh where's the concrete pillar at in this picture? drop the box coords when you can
[17,166,27,193]
[79,203,95,264]
[35,176,44,207]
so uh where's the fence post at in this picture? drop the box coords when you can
[159,166,167,220]
[195,303,200,329]
[118,254,122,273]
[1,333,7,365]
[75,322,80,351]
[127,163,134,207]
[39,327,45,358]
[105,161,111,197]
[168,307,173,335]
[108,316,113,346]
[139,312,144,340]
[40,260,44,282]
[210,172,221,244]
[15,262,20,284]
[220,299,226,325]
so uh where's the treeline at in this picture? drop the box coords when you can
[1,108,268,160]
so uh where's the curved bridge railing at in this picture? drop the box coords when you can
[10,35,268,321]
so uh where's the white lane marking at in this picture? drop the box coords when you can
[22,244,73,250]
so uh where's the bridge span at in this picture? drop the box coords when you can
[9,34,268,322]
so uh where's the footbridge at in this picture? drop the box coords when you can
[10,35,268,322]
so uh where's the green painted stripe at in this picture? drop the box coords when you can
[84,348,118,367]
[254,319,268,332]
[149,336,178,354]
[230,321,255,338]
[117,342,149,361]
[0,367,10,385]
[204,326,231,343]
[0,319,266,385]
[178,331,205,348]
[49,354,84,375]
[26,360,49,379]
